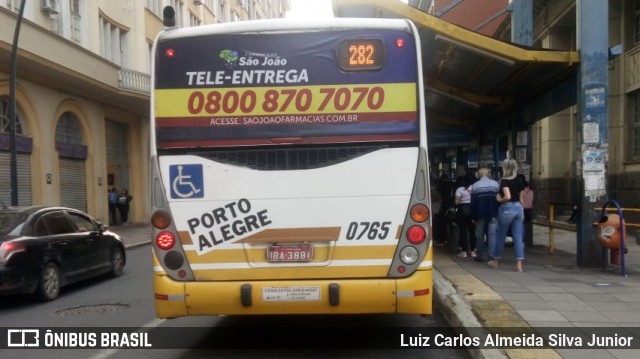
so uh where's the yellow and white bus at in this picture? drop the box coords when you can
[150,15,433,318]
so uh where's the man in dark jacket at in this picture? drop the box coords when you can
[470,168,499,262]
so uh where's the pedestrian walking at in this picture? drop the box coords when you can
[453,174,475,257]
[470,168,499,262]
[488,159,525,272]
[117,188,133,225]
[108,187,118,225]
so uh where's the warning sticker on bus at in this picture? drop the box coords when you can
[262,286,321,302]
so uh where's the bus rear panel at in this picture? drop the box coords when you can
[150,18,432,317]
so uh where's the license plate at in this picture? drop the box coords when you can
[266,244,314,262]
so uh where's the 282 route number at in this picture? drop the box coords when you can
[345,221,392,240]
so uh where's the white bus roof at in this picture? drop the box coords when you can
[157,17,414,41]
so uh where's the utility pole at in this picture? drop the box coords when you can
[576,0,609,267]
[8,0,27,206]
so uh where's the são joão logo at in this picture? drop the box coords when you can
[219,49,287,68]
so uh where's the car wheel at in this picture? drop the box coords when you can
[110,247,125,277]
[36,262,61,301]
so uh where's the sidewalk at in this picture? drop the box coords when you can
[434,224,640,359]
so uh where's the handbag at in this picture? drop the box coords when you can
[444,206,459,222]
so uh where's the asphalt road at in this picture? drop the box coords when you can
[0,246,470,359]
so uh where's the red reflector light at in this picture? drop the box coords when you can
[396,38,405,48]
[165,48,175,57]
[178,270,186,278]
[397,266,406,273]
[154,294,169,300]
[406,225,426,244]
[414,288,430,296]
[156,231,175,250]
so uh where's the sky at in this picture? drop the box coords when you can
[286,0,334,19]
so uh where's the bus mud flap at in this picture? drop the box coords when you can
[241,284,252,307]
[329,283,340,306]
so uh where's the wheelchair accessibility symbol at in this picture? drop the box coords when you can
[170,164,204,199]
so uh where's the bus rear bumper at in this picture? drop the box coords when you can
[153,270,432,318]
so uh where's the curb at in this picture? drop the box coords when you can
[433,269,508,359]
[125,240,151,249]
[433,250,563,359]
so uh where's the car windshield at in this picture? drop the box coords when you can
[0,212,27,236]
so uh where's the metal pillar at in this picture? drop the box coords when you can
[510,0,533,245]
[576,0,609,267]
[510,0,533,46]
[8,0,27,206]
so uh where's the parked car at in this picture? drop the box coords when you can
[0,206,126,301]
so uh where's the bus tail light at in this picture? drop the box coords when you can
[410,204,429,223]
[399,246,419,265]
[152,211,171,229]
[156,231,176,250]
[406,225,426,244]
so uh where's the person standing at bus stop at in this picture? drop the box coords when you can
[108,187,118,225]
[470,168,499,262]
[489,159,525,272]
[453,174,475,257]
[117,188,133,225]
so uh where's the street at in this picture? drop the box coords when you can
[0,246,470,359]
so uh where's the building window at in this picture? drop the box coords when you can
[635,0,640,44]
[145,0,161,17]
[99,15,129,67]
[189,12,201,26]
[205,0,218,13]
[631,90,640,159]
[70,0,81,44]
[2,0,26,14]
[3,0,21,12]
[56,112,83,145]
[147,41,153,73]
[0,97,23,135]
[170,0,184,27]
[220,1,227,22]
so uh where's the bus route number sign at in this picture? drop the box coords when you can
[266,244,314,262]
[338,38,384,71]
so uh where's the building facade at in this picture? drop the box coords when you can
[0,0,290,224]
